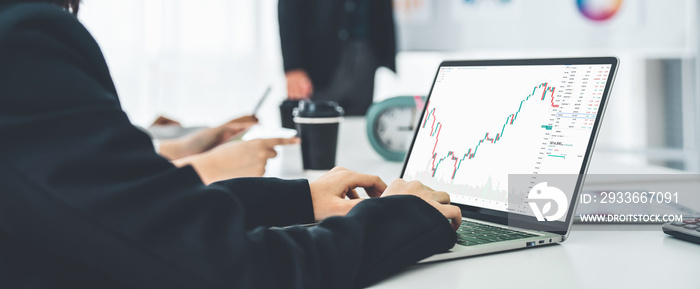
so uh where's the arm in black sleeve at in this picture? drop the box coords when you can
[304,195,456,288]
[210,177,315,229]
[278,0,306,72]
[0,4,456,289]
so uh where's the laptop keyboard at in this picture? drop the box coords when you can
[456,220,537,246]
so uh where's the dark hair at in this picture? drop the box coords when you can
[0,0,80,14]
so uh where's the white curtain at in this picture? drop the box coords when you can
[79,0,285,127]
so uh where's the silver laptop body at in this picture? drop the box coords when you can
[398,57,619,263]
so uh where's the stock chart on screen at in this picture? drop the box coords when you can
[403,64,612,213]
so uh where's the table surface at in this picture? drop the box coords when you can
[263,117,700,289]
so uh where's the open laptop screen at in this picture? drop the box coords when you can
[401,58,618,233]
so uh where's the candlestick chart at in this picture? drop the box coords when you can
[402,65,611,212]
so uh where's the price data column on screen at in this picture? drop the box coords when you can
[403,64,611,212]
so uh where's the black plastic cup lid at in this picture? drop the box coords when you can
[293,100,344,118]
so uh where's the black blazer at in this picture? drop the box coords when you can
[0,3,454,289]
[278,0,397,90]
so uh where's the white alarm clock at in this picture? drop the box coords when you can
[366,96,425,162]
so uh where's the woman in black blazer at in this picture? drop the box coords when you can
[0,1,460,288]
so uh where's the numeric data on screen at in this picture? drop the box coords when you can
[403,64,611,212]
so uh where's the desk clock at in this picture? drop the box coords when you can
[365,96,425,162]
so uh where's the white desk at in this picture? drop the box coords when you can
[265,117,700,289]
[372,226,699,289]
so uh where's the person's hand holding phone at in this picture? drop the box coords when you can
[158,116,258,160]
[174,137,300,184]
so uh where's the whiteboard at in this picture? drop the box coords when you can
[394,0,694,55]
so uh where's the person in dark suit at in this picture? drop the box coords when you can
[279,0,396,116]
[0,1,461,288]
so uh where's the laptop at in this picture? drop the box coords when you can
[399,57,619,263]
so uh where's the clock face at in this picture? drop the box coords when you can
[375,107,417,152]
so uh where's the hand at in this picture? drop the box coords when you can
[173,137,300,184]
[382,179,462,230]
[226,115,259,125]
[210,115,259,145]
[151,115,181,127]
[285,69,313,100]
[308,167,387,221]
[158,117,258,160]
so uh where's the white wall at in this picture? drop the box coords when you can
[79,0,284,127]
[77,0,699,170]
